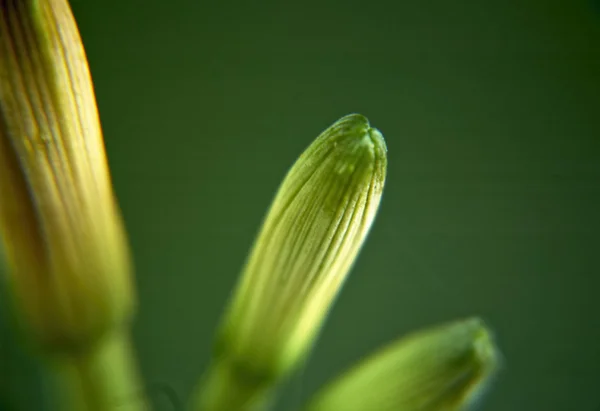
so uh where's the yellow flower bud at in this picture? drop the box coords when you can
[193,114,387,411]
[304,317,501,411]
[0,0,135,354]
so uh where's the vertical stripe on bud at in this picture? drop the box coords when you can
[304,318,501,411]
[218,113,387,382]
[0,0,134,354]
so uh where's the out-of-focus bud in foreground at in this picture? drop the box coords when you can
[0,0,134,354]
[304,317,501,411]
[193,114,387,411]
[0,1,147,410]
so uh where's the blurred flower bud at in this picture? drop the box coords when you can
[304,317,501,411]
[0,0,135,354]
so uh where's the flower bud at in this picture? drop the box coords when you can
[0,0,135,354]
[304,317,501,411]
[198,113,387,411]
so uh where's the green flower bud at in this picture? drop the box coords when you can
[0,0,135,354]
[194,114,387,411]
[304,317,500,411]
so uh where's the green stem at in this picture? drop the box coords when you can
[190,357,273,411]
[51,331,150,411]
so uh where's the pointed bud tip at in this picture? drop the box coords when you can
[332,113,388,154]
[316,114,387,191]
[473,320,503,376]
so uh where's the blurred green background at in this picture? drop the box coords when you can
[2,0,600,410]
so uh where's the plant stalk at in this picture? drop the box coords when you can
[50,330,149,411]
[190,357,273,411]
